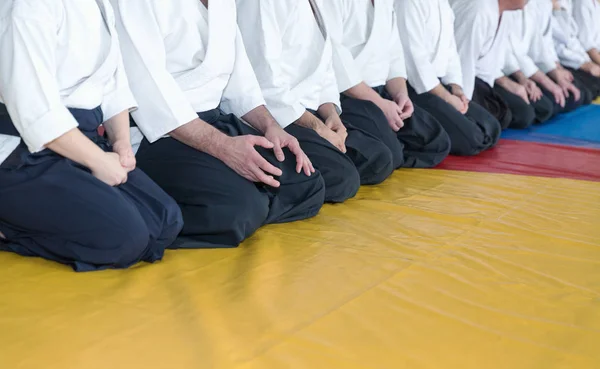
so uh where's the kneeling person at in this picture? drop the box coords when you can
[0,0,183,271]
[397,0,501,156]
[112,0,326,248]
[236,0,399,202]
[316,0,452,166]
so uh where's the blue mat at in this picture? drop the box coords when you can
[502,104,600,148]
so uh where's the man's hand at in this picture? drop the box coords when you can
[522,79,543,102]
[324,114,348,151]
[449,84,470,114]
[316,125,347,153]
[551,68,581,101]
[264,125,314,176]
[375,98,404,131]
[505,81,530,104]
[581,62,600,77]
[90,152,129,186]
[393,93,414,120]
[546,82,567,107]
[217,135,283,188]
[111,140,136,173]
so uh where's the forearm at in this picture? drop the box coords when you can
[294,110,326,132]
[429,83,454,101]
[510,71,529,85]
[317,103,339,121]
[384,77,408,100]
[102,110,131,145]
[46,128,107,169]
[495,76,520,90]
[170,118,229,159]
[241,105,280,134]
[587,49,600,65]
[343,82,386,105]
[530,71,556,91]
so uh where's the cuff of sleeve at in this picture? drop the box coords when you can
[440,74,464,89]
[538,61,557,74]
[413,73,444,95]
[101,87,138,122]
[521,59,540,78]
[267,103,306,129]
[24,107,79,153]
[220,95,265,119]
[132,105,198,144]
[336,73,363,94]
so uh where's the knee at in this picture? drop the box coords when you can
[509,104,535,129]
[361,146,394,185]
[159,198,184,246]
[323,159,360,203]
[535,97,555,123]
[102,213,151,267]
[223,193,270,246]
[433,127,452,160]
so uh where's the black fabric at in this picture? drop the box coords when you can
[369,86,451,167]
[0,107,183,272]
[284,123,361,203]
[407,84,501,156]
[566,67,600,100]
[136,109,326,248]
[539,84,585,116]
[472,77,513,130]
[570,72,595,106]
[492,83,554,129]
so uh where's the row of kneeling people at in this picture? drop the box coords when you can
[0,0,599,271]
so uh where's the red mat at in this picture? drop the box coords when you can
[437,139,600,182]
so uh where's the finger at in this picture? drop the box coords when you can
[287,142,305,173]
[396,118,405,129]
[251,166,281,188]
[254,153,283,177]
[302,157,312,176]
[273,142,285,162]
[251,136,275,149]
[307,155,315,173]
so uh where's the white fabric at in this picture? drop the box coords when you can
[395,0,464,94]
[503,9,541,78]
[448,0,510,99]
[111,0,266,143]
[318,0,407,92]
[0,0,136,156]
[552,0,592,69]
[235,0,341,128]
[572,0,600,52]
[532,0,561,74]
[0,135,20,165]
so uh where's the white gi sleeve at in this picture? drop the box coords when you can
[442,25,466,89]
[111,0,198,143]
[236,0,307,127]
[388,10,408,81]
[100,56,138,122]
[220,28,267,118]
[397,0,442,94]
[0,1,79,153]
[320,0,362,92]
[534,12,560,73]
[573,0,600,52]
[453,10,488,99]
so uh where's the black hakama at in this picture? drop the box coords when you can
[135,109,326,248]
[407,84,501,156]
[344,86,451,168]
[0,106,183,272]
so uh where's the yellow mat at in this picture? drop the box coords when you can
[1,170,600,369]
